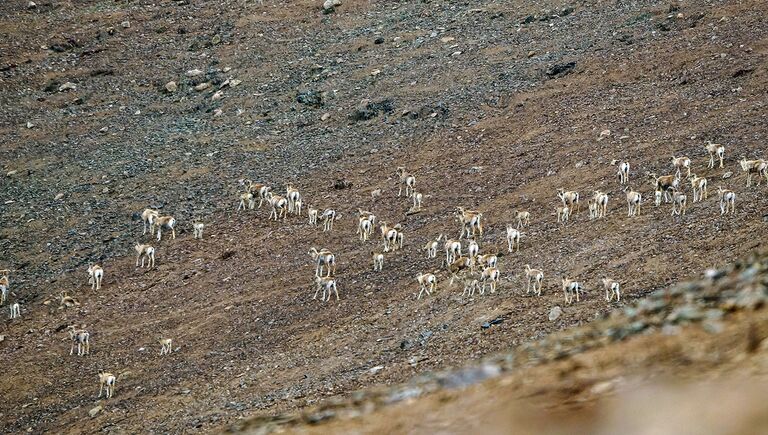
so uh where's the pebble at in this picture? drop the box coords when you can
[195,82,212,91]
[165,81,177,93]
[89,406,102,417]
[321,113,331,121]
[121,21,130,29]
[26,122,34,128]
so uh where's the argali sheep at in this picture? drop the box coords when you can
[357,210,377,227]
[649,172,680,203]
[476,253,498,269]
[98,371,117,399]
[0,284,7,305]
[154,216,176,241]
[690,175,708,202]
[68,326,90,356]
[372,252,384,272]
[467,240,480,260]
[617,161,630,185]
[135,244,156,269]
[193,223,205,239]
[87,264,104,290]
[309,248,336,277]
[515,211,530,228]
[506,224,521,253]
[705,141,725,169]
[238,192,254,210]
[140,208,160,235]
[159,338,173,355]
[321,209,339,232]
[462,277,480,297]
[396,167,416,197]
[602,278,621,302]
[556,205,570,225]
[0,270,9,290]
[268,194,289,222]
[592,191,608,218]
[286,186,302,215]
[588,200,598,220]
[562,278,584,304]
[557,188,580,214]
[626,189,642,217]
[670,189,687,216]
[358,217,373,242]
[314,276,339,301]
[294,199,304,216]
[308,208,319,226]
[444,239,462,265]
[718,187,736,215]
[411,191,423,211]
[9,302,20,319]
[479,267,500,294]
[241,180,272,208]
[524,265,544,296]
[740,157,768,187]
[380,222,403,252]
[671,156,692,179]
[59,291,80,308]
[424,234,443,259]
[455,207,483,239]
[416,272,437,299]
[448,256,473,285]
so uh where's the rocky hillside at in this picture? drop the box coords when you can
[0,0,767,433]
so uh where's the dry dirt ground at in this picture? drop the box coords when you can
[0,0,767,433]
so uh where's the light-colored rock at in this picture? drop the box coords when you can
[58,82,77,92]
[121,21,130,29]
[369,365,384,374]
[89,406,102,418]
[211,90,224,100]
[185,69,204,77]
[323,0,342,11]
[6,170,18,176]
[598,129,611,140]
[321,113,331,121]
[722,171,733,179]
[54,193,64,200]
[26,122,34,129]
[165,81,177,93]
[549,306,562,321]
[194,82,212,91]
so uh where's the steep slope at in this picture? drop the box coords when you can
[0,0,767,433]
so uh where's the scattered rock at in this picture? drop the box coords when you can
[54,193,64,200]
[598,129,611,140]
[211,34,221,45]
[26,122,34,129]
[549,306,563,321]
[374,36,385,44]
[333,179,352,190]
[195,82,212,92]
[58,82,77,92]
[165,81,178,93]
[89,406,102,418]
[27,1,36,9]
[211,90,224,101]
[121,21,130,29]
[296,90,323,108]
[722,171,733,179]
[369,366,384,374]
[350,99,395,121]
[323,0,342,14]
[527,50,536,58]
[186,69,204,77]
[321,113,331,121]
[546,61,576,78]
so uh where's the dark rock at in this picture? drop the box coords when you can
[333,179,352,190]
[399,339,413,350]
[522,15,536,24]
[374,36,385,44]
[350,99,395,121]
[296,90,323,108]
[546,62,576,78]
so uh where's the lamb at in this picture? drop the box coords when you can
[455,207,483,239]
[87,264,104,290]
[238,192,254,210]
[321,208,339,231]
[68,326,90,356]
[98,371,117,399]
[524,265,544,296]
[193,223,205,239]
[416,272,437,299]
[562,278,584,304]
[617,161,630,185]
[444,239,462,264]
[718,186,736,215]
[313,276,339,301]
[9,302,20,319]
[690,175,708,202]
[654,190,663,207]
[286,186,302,214]
[424,234,443,259]
[602,278,621,302]
[396,167,416,197]
[705,141,725,169]
[140,208,160,235]
[588,200,598,220]
[670,188,687,216]
[462,277,480,297]
[593,190,609,218]
[135,244,156,268]
[268,194,289,221]
[154,216,176,241]
[740,157,768,187]
[294,199,304,216]
[557,188,580,213]
[411,191,423,211]
[515,211,530,228]
[309,248,336,277]
[506,224,521,252]
[308,208,319,226]
[159,338,173,355]
[479,267,500,293]
[556,205,570,225]
[671,156,692,179]
[626,189,642,217]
